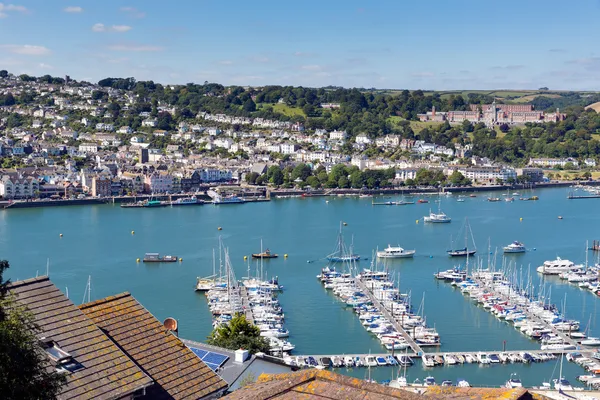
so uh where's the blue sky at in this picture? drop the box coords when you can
[1,0,599,90]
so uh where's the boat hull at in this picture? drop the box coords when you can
[377,251,415,259]
[447,250,476,257]
[252,254,278,259]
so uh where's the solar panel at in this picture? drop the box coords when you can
[202,352,228,366]
[188,347,229,370]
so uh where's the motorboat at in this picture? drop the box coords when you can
[142,253,178,263]
[424,376,436,386]
[456,379,470,387]
[252,249,278,259]
[503,241,526,254]
[376,245,415,259]
[505,373,523,388]
[477,352,490,364]
[537,257,581,275]
[581,337,600,346]
[424,209,451,223]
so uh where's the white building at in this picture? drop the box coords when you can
[144,172,173,193]
[78,143,99,154]
[142,118,158,128]
[0,175,40,199]
[329,130,347,141]
[355,134,372,145]
[528,157,579,168]
[281,143,298,154]
[458,167,517,183]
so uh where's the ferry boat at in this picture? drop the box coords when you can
[423,210,451,223]
[537,257,581,275]
[376,245,415,259]
[213,195,245,205]
[252,249,278,259]
[503,241,526,253]
[171,196,201,206]
[142,253,178,263]
[121,199,167,208]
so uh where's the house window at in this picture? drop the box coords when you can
[41,340,84,373]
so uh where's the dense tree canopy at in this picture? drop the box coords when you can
[206,314,270,354]
[0,261,66,399]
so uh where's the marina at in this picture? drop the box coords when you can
[3,186,600,387]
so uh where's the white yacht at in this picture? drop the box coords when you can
[503,241,526,254]
[505,373,523,388]
[423,210,451,223]
[536,257,581,275]
[581,337,600,346]
[377,245,416,259]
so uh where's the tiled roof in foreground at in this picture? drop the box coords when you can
[9,277,153,400]
[80,292,227,399]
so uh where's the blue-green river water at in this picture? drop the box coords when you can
[1,187,598,387]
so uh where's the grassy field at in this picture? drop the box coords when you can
[585,102,600,112]
[388,116,444,133]
[258,103,306,117]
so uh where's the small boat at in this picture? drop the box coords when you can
[424,209,451,223]
[456,378,470,387]
[377,245,415,259]
[326,222,360,262]
[424,376,436,386]
[503,241,526,254]
[121,198,168,208]
[447,218,476,257]
[142,253,178,263]
[581,337,600,346]
[505,373,523,388]
[252,249,278,259]
[457,198,465,202]
[417,199,429,204]
[487,197,501,202]
[469,194,477,197]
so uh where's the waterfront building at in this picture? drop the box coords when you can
[457,166,517,183]
[144,171,174,193]
[516,167,545,182]
[0,175,39,199]
[91,176,112,197]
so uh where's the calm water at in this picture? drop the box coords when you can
[1,187,598,387]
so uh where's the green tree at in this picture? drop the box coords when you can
[563,162,576,170]
[338,175,349,188]
[243,99,256,112]
[306,176,320,188]
[206,314,270,354]
[0,70,8,78]
[0,260,66,399]
[449,171,468,186]
[245,172,259,184]
[291,163,311,182]
[583,171,592,180]
[267,166,284,186]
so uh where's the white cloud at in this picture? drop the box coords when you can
[39,62,53,70]
[0,3,28,17]
[120,6,145,18]
[0,44,51,56]
[108,44,163,52]
[92,23,132,33]
[64,6,83,13]
[218,60,233,65]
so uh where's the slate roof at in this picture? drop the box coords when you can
[9,276,153,400]
[79,292,227,400]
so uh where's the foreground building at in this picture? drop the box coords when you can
[226,369,543,400]
[9,277,228,399]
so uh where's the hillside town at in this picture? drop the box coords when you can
[0,72,591,200]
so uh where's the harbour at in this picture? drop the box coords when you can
[2,186,600,388]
